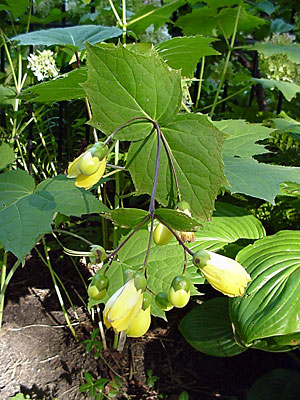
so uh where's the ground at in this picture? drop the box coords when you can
[1,253,299,400]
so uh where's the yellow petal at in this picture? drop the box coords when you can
[75,157,106,189]
[111,295,143,332]
[108,279,141,322]
[125,306,151,337]
[67,150,89,178]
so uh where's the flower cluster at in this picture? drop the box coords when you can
[27,50,59,81]
[259,33,300,83]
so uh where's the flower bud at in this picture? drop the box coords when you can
[78,151,102,176]
[90,142,109,161]
[170,275,190,292]
[176,200,191,213]
[168,276,191,308]
[87,285,107,301]
[134,271,147,292]
[155,292,173,311]
[153,223,173,245]
[124,269,134,282]
[176,201,195,243]
[142,292,152,310]
[88,273,109,301]
[193,250,211,269]
[89,245,106,264]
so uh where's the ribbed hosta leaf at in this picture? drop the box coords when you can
[179,297,247,357]
[230,230,300,351]
[187,203,265,253]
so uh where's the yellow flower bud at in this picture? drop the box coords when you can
[198,251,251,297]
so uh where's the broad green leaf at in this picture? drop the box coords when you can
[270,18,294,33]
[155,208,200,231]
[253,78,300,101]
[83,43,182,141]
[0,143,15,170]
[230,231,300,351]
[179,297,247,356]
[127,0,186,34]
[19,69,86,103]
[247,369,300,400]
[11,25,123,51]
[224,156,300,204]
[187,202,266,253]
[30,8,65,25]
[110,208,149,228]
[155,36,220,78]
[213,119,274,158]
[253,42,300,63]
[175,6,265,37]
[0,170,55,260]
[0,86,16,106]
[127,113,226,220]
[256,1,275,15]
[36,175,109,216]
[4,0,29,18]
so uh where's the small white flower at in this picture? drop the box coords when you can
[27,49,59,81]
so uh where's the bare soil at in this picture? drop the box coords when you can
[1,254,299,400]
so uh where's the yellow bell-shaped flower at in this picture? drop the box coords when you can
[194,250,251,297]
[125,306,151,337]
[103,279,144,333]
[67,149,106,190]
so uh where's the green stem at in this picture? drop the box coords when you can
[53,229,93,245]
[122,0,127,45]
[0,257,20,329]
[195,56,205,109]
[209,5,242,118]
[113,140,120,248]
[113,332,119,350]
[108,0,122,26]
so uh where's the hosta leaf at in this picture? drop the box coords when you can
[127,113,226,220]
[0,170,55,260]
[187,202,266,253]
[0,143,15,170]
[83,43,182,141]
[20,69,86,102]
[36,175,109,216]
[230,231,300,351]
[213,119,274,158]
[224,156,300,204]
[110,208,149,228]
[247,369,300,400]
[155,36,220,77]
[155,208,200,231]
[179,297,247,356]
[253,78,300,101]
[11,25,123,50]
[127,0,186,34]
[270,18,294,34]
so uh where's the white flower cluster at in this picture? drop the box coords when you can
[139,24,171,45]
[259,33,300,83]
[27,50,59,81]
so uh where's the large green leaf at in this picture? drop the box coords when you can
[83,43,182,141]
[187,202,266,253]
[179,297,247,356]
[36,175,109,216]
[11,25,123,51]
[224,156,300,204]
[155,36,220,78]
[110,208,149,228]
[230,231,300,351]
[127,0,186,34]
[247,369,300,400]
[0,143,15,170]
[213,119,274,158]
[155,208,200,231]
[175,6,265,37]
[253,78,300,101]
[253,42,300,64]
[4,0,30,18]
[19,69,86,103]
[0,86,16,106]
[0,170,55,260]
[0,171,108,260]
[127,113,226,220]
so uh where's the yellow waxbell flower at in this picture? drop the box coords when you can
[67,142,108,189]
[103,279,144,333]
[125,306,151,337]
[193,250,251,297]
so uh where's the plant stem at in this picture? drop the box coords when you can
[195,56,205,109]
[160,132,181,203]
[0,257,20,329]
[143,215,154,270]
[155,216,194,257]
[209,5,242,118]
[53,229,93,245]
[108,0,122,26]
[103,116,152,145]
[149,122,162,215]
[113,140,120,248]
[122,0,127,45]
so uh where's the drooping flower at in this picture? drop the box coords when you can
[193,250,251,297]
[67,145,107,190]
[103,279,150,336]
